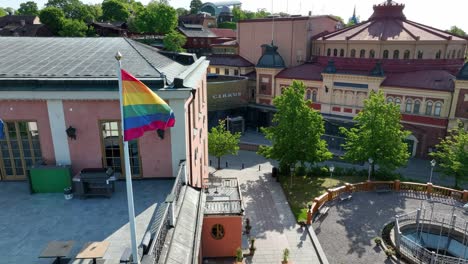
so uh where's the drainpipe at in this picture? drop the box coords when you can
[187,89,196,186]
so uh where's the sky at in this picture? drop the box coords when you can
[2,0,468,32]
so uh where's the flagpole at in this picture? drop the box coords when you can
[115,51,140,264]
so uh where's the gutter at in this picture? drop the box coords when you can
[187,89,196,186]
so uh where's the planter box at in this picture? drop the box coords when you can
[28,165,72,193]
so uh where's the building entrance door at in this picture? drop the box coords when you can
[99,121,141,178]
[0,121,42,181]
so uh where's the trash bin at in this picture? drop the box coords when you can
[64,187,73,200]
[272,167,278,178]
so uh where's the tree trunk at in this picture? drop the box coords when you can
[371,163,375,177]
[217,157,221,170]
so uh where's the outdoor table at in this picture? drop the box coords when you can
[75,241,110,264]
[39,240,74,264]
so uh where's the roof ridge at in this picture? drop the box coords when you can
[404,20,451,40]
[322,21,369,40]
[406,20,468,40]
[123,38,161,76]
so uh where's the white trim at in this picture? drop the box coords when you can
[0,90,192,100]
[406,134,419,158]
[46,100,71,165]
[170,98,190,177]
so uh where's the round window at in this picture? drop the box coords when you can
[211,224,225,240]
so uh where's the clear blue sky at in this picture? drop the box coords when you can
[2,0,468,32]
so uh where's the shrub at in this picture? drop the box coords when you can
[283,248,290,262]
[236,247,243,261]
[373,237,382,245]
[295,165,306,176]
[384,247,395,257]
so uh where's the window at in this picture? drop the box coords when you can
[425,101,433,115]
[413,100,421,114]
[234,69,239,75]
[211,224,225,240]
[350,49,356,58]
[215,68,220,74]
[417,50,423,59]
[404,50,410,59]
[333,48,338,56]
[393,50,399,59]
[395,98,401,106]
[383,50,389,59]
[340,49,344,57]
[306,89,312,100]
[359,49,365,58]
[369,49,375,58]
[327,48,331,56]
[434,102,442,116]
[224,68,229,75]
[405,99,412,113]
[451,50,456,59]
[312,91,317,102]
[436,50,442,59]
[387,97,394,103]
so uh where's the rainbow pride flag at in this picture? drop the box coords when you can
[121,69,175,141]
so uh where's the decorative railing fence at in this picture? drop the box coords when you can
[311,180,468,215]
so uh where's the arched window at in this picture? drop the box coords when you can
[312,90,318,102]
[405,99,413,113]
[333,49,338,56]
[404,50,410,59]
[395,98,401,106]
[350,49,356,58]
[458,49,463,58]
[383,50,389,59]
[387,97,394,103]
[434,102,442,116]
[340,49,345,57]
[425,101,433,115]
[211,224,225,240]
[393,50,400,59]
[327,48,331,56]
[359,49,366,58]
[306,89,312,100]
[369,49,375,58]
[451,50,456,59]
[417,50,423,59]
[413,100,421,114]
[435,50,442,59]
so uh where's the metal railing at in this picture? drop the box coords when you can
[204,199,243,214]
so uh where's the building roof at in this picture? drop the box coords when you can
[0,24,51,37]
[0,15,38,27]
[211,39,238,46]
[207,55,253,67]
[0,37,188,82]
[238,15,340,24]
[276,63,323,81]
[205,178,243,215]
[318,1,467,42]
[383,70,455,91]
[257,43,286,68]
[210,28,236,39]
[178,24,217,38]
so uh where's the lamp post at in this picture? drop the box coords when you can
[368,158,374,181]
[429,159,436,183]
[329,164,335,178]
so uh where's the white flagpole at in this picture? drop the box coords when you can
[115,51,140,264]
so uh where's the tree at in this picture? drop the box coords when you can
[254,8,270,18]
[17,1,39,16]
[163,30,186,52]
[0,8,7,17]
[218,21,236,29]
[4,7,15,15]
[102,0,129,22]
[448,26,466,36]
[39,7,65,35]
[259,81,332,170]
[208,120,241,169]
[132,2,177,34]
[189,0,202,14]
[176,7,189,17]
[46,0,91,21]
[232,6,246,22]
[340,90,410,175]
[59,18,87,36]
[85,4,103,21]
[430,121,468,188]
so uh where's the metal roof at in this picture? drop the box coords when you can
[257,43,286,68]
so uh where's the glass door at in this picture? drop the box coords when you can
[0,121,42,180]
[100,121,141,178]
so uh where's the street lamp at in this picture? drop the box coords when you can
[329,164,335,178]
[368,158,374,181]
[429,159,436,183]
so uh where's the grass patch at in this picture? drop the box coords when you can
[279,174,363,222]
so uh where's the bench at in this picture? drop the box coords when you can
[339,192,353,201]
[375,184,392,193]
[315,203,330,221]
[73,168,116,198]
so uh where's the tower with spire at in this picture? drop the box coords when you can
[348,5,359,25]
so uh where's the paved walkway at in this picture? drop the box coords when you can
[209,151,321,264]
[312,191,466,264]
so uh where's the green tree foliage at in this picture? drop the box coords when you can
[189,0,203,14]
[46,0,92,21]
[259,81,332,169]
[85,4,103,21]
[208,119,241,169]
[0,8,7,17]
[132,2,177,34]
[4,7,15,15]
[232,6,245,22]
[102,0,129,22]
[218,21,236,29]
[59,18,87,36]
[39,7,65,34]
[431,121,468,188]
[163,30,186,52]
[448,25,466,36]
[176,7,189,17]
[17,1,39,16]
[254,8,270,18]
[340,90,410,174]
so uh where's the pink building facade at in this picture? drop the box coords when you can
[0,38,208,186]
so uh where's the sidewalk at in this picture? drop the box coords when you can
[209,152,321,264]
